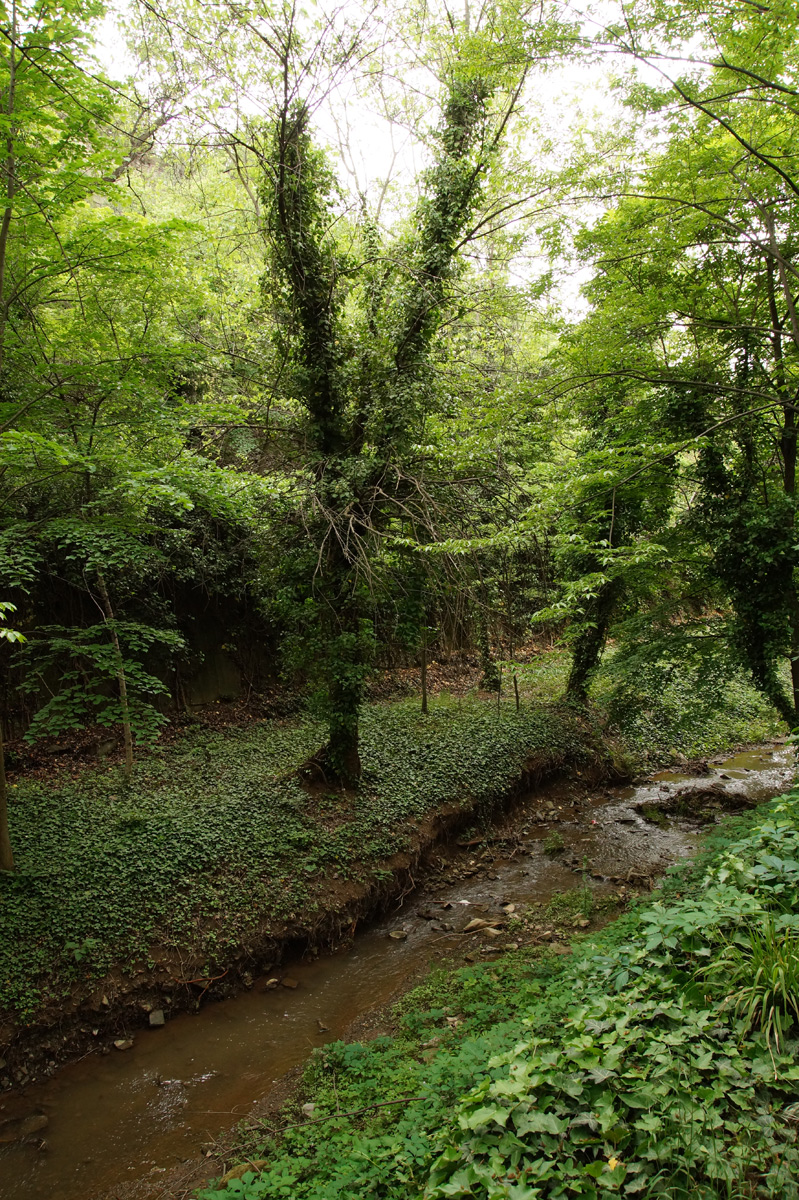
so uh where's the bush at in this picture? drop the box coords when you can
[593,637,783,762]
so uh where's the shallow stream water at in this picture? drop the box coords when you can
[0,744,794,1200]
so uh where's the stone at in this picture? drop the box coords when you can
[0,1113,49,1144]
[281,977,299,989]
[502,942,519,952]
[114,1038,134,1051]
[19,1114,48,1138]
[301,1102,316,1118]
[388,930,407,940]
[149,1009,166,1028]
[263,978,280,990]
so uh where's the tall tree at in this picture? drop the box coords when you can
[545,0,799,717]
[257,5,536,779]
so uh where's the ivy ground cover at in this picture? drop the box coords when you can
[0,697,587,1026]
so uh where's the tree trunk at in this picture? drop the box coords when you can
[421,628,428,715]
[96,573,134,778]
[0,0,16,373]
[0,721,13,871]
[477,615,499,691]
[326,685,362,783]
[783,404,799,724]
[766,247,799,726]
[566,579,622,704]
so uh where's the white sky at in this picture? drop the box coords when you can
[94,0,678,318]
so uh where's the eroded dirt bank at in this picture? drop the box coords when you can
[0,742,602,1101]
[0,742,792,1200]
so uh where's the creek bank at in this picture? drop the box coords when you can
[0,744,790,1200]
[194,750,799,1200]
[0,700,608,1094]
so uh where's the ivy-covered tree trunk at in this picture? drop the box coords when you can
[262,50,519,781]
[706,248,799,731]
[768,250,799,726]
[318,535,367,781]
[565,577,622,704]
[264,102,362,781]
[0,722,13,871]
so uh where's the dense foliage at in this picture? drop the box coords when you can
[1,0,795,794]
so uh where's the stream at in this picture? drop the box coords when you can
[0,744,794,1200]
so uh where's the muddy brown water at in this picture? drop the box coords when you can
[0,745,794,1200]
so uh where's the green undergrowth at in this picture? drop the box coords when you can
[199,786,799,1200]
[510,643,782,767]
[592,643,783,765]
[0,696,589,1024]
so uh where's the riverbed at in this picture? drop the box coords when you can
[0,744,793,1200]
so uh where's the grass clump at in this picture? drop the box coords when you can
[542,830,565,855]
[698,916,799,1051]
[545,885,593,923]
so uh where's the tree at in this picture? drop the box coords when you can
[0,1,290,771]
[0,601,23,870]
[247,3,540,780]
[540,0,799,718]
